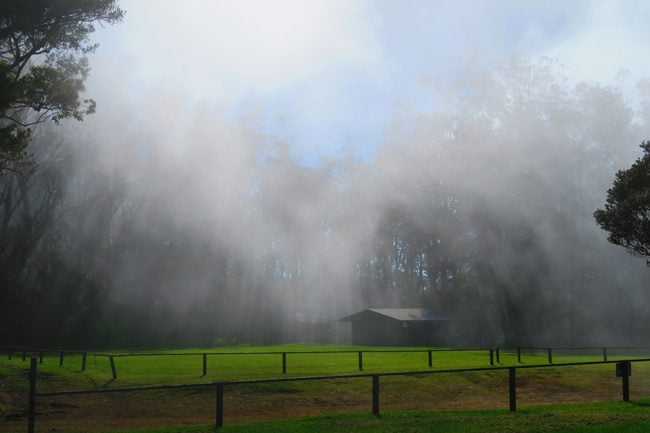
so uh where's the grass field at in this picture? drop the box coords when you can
[95,400,650,433]
[2,344,650,432]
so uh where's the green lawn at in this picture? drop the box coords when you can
[3,344,644,388]
[2,345,650,433]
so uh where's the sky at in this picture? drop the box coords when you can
[86,0,650,164]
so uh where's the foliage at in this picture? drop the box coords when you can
[0,0,123,172]
[594,142,650,264]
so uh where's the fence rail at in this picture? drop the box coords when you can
[0,346,88,369]
[516,345,650,364]
[23,356,647,432]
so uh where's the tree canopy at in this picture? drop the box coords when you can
[0,0,123,172]
[594,141,650,264]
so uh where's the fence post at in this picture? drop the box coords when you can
[508,367,516,412]
[109,356,117,379]
[621,361,630,402]
[372,375,380,417]
[215,383,224,429]
[203,353,207,376]
[603,348,608,362]
[517,346,521,363]
[496,348,500,364]
[282,352,287,374]
[428,350,433,368]
[547,348,553,364]
[28,357,37,433]
[489,349,494,366]
[59,351,64,366]
[39,351,43,364]
[82,352,87,371]
[22,350,26,361]
[358,351,363,371]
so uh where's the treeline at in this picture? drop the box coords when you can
[1,59,649,348]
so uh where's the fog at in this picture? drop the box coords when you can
[2,2,650,348]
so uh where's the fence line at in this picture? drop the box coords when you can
[516,345,650,364]
[26,357,644,432]
[2,346,500,379]
[0,346,88,370]
[7,344,650,380]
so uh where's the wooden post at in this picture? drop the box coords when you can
[372,375,380,417]
[215,383,224,428]
[22,350,26,361]
[547,348,553,364]
[358,351,363,371]
[109,356,117,379]
[39,351,43,364]
[517,346,521,363]
[496,348,500,363]
[59,351,64,366]
[82,352,87,371]
[282,352,287,374]
[603,348,608,362]
[28,357,37,433]
[489,349,494,366]
[428,350,433,368]
[203,353,207,376]
[508,367,516,412]
[621,361,630,402]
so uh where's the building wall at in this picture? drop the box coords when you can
[350,316,450,346]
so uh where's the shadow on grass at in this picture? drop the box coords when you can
[629,401,650,408]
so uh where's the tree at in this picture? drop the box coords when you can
[594,141,650,265]
[0,0,123,172]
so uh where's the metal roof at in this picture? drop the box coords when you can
[339,308,456,322]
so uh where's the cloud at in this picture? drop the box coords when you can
[103,0,381,97]
[543,1,650,84]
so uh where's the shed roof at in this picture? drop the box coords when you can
[339,308,456,322]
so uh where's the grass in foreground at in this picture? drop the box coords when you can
[42,399,650,433]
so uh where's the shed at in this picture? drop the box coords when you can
[339,308,456,346]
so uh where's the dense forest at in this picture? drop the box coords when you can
[2,54,649,349]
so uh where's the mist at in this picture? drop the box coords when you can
[2,2,650,349]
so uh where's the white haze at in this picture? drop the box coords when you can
[25,1,650,345]
[86,0,650,161]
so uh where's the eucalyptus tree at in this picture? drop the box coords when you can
[0,0,123,171]
[0,0,123,344]
[594,141,650,266]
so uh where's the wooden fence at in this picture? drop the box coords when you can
[2,346,500,379]
[21,356,645,432]
[516,345,650,364]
